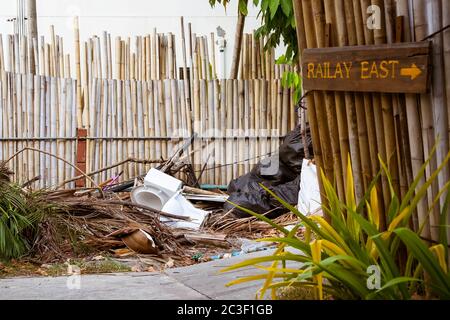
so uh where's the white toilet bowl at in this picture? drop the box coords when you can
[131,168,183,210]
[130,168,208,230]
[131,185,170,211]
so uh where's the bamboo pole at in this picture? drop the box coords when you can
[321,0,346,201]
[355,0,379,179]
[346,0,371,191]
[74,17,82,128]
[218,79,226,184]
[395,0,429,236]
[293,0,327,208]
[427,0,449,238]
[443,0,450,243]
[211,32,217,79]
[310,0,335,189]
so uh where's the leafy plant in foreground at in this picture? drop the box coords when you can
[222,151,450,300]
[0,162,49,259]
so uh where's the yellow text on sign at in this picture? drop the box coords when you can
[360,60,399,79]
[306,60,401,80]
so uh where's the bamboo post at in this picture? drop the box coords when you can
[146,80,155,162]
[237,79,244,176]
[211,32,217,79]
[153,80,161,165]
[428,0,449,238]
[309,0,335,192]
[354,0,379,179]
[213,79,221,183]
[136,81,144,174]
[395,0,429,236]
[232,80,239,179]
[443,0,450,243]
[74,17,82,128]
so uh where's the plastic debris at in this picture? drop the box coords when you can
[297,159,322,215]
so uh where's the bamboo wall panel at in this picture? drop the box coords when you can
[0,73,77,189]
[0,73,297,188]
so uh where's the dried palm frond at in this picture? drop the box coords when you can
[31,192,187,263]
[203,211,299,239]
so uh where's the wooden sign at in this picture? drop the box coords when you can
[302,42,431,94]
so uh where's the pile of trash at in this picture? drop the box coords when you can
[0,125,323,270]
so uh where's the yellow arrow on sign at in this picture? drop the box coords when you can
[400,64,422,80]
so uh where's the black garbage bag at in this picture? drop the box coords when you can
[279,126,313,174]
[225,125,312,218]
[227,156,298,195]
[224,181,273,218]
[224,175,301,219]
[269,175,301,208]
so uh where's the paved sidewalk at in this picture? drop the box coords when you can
[0,250,279,300]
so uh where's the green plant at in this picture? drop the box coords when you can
[280,66,302,104]
[209,0,302,103]
[222,151,450,300]
[0,163,51,259]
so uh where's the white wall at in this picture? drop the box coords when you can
[0,0,285,77]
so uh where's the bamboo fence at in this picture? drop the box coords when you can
[0,75,296,187]
[0,22,298,188]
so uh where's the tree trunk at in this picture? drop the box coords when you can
[229,0,247,79]
[27,0,38,74]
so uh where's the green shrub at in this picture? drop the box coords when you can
[0,163,49,259]
[223,151,450,300]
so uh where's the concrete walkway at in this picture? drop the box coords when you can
[0,250,279,300]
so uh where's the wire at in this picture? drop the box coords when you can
[421,25,450,41]
[194,151,277,172]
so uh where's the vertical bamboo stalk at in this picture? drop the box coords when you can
[50,77,57,185]
[293,0,329,211]
[145,35,151,82]
[74,17,82,128]
[443,0,450,245]
[82,41,90,131]
[309,0,336,192]
[137,81,144,173]
[231,80,238,179]
[115,37,121,80]
[212,79,220,183]
[254,79,260,162]
[395,0,429,235]
[428,0,449,238]
[211,32,217,79]
[146,80,155,161]
[158,80,167,159]
[26,74,33,182]
[58,78,66,183]
[168,33,175,79]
